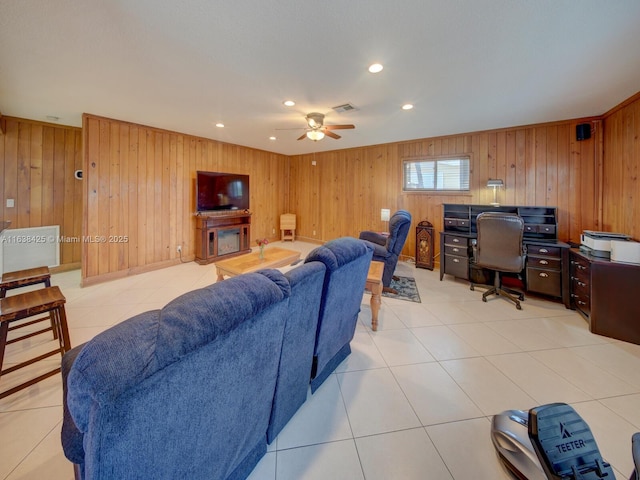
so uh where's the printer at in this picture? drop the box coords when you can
[580,230,640,264]
[580,230,630,259]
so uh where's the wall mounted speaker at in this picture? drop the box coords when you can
[576,123,591,141]
[74,170,83,180]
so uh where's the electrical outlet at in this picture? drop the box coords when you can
[272,228,275,234]
[313,230,316,236]
[176,245,182,253]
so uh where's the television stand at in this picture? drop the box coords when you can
[195,212,251,264]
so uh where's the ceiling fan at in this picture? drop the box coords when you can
[296,112,355,141]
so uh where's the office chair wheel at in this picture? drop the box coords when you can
[482,297,487,303]
[516,303,522,310]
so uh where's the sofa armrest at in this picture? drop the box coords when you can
[358,230,387,246]
[61,344,87,465]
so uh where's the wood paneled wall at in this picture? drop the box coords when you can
[602,91,640,240]
[0,116,83,268]
[7,91,638,283]
[290,118,602,262]
[82,114,289,285]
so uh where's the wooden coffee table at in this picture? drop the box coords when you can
[365,261,384,331]
[216,247,301,281]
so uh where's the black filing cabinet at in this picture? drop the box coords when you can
[526,244,562,298]
[441,234,470,280]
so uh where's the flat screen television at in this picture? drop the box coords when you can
[196,171,250,212]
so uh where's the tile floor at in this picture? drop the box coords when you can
[2,240,640,479]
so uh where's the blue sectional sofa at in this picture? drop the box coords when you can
[61,237,372,480]
[305,237,374,392]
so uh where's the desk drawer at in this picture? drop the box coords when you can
[572,292,591,317]
[444,254,469,279]
[524,224,557,235]
[571,275,590,298]
[444,244,467,256]
[528,245,561,257]
[444,235,468,246]
[528,256,561,270]
[444,218,469,229]
[527,267,561,297]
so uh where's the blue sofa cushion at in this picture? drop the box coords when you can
[266,261,326,443]
[65,272,291,480]
[305,237,373,392]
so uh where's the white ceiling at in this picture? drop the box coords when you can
[1,0,640,156]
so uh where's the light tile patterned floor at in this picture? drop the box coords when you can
[1,241,639,479]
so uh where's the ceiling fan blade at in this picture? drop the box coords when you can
[297,133,308,140]
[324,130,341,139]
[324,124,355,130]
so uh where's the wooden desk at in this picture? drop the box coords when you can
[215,247,301,281]
[439,204,571,307]
[570,248,640,345]
[365,261,384,331]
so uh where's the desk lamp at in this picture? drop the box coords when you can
[487,179,504,206]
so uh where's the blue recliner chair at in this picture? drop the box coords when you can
[359,210,412,292]
[305,237,373,393]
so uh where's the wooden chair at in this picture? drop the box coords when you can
[280,213,296,242]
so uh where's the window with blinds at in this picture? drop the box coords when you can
[403,156,470,191]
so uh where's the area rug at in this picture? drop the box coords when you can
[378,276,422,303]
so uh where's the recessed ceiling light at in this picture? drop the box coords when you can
[368,63,383,73]
[215,123,225,128]
[283,100,295,107]
[269,136,276,140]
[402,104,414,110]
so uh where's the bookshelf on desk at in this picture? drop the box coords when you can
[440,204,571,308]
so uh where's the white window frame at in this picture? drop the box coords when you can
[402,155,470,192]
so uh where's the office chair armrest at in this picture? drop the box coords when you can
[359,230,387,246]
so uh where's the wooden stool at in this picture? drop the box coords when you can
[0,266,56,340]
[280,213,296,242]
[0,286,71,399]
[0,266,51,297]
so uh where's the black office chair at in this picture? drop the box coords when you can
[470,212,526,309]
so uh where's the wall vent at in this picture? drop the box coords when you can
[0,225,60,275]
[332,103,358,114]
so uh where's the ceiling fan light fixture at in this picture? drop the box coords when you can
[306,130,325,141]
[306,112,324,129]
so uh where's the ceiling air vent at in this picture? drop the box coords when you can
[332,103,358,114]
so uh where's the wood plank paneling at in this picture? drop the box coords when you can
[603,92,640,240]
[81,114,290,285]
[0,117,82,268]
[289,118,601,263]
